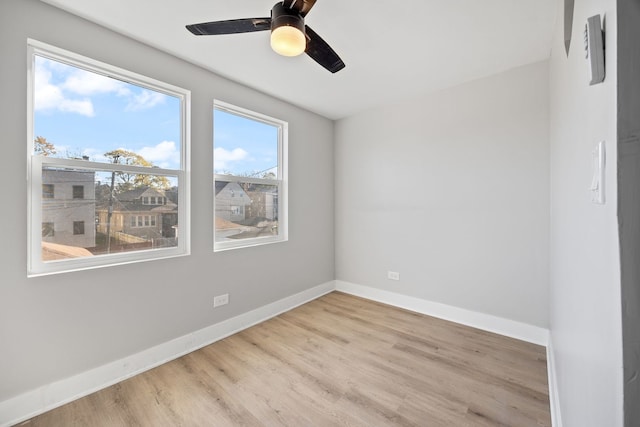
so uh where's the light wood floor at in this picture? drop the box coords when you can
[19,292,551,426]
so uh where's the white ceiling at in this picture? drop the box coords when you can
[40,0,557,120]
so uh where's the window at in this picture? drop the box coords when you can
[42,222,54,238]
[213,101,287,250]
[129,215,157,228]
[42,184,54,199]
[73,221,85,235]
[72,185,84,199]
[141,196,165,205]
[28,40,190,276]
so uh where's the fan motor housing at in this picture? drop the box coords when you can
[271,3,305,35]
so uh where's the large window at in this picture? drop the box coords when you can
[213,101,287,251]
[28,40,190,276]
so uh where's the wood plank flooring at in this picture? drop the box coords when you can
[18,292,551,426]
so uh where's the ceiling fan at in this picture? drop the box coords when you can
[186,0,345,73]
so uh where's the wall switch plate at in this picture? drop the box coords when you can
[387,271,400,281]
[213,294,229,307]
[591,141,605,204]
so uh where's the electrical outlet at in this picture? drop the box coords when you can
[213,294,229,308]
[387,271,400,281]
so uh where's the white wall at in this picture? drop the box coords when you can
[0,0,334,405]
[548,0,623,425]
[335,62,550,328]
[1,0,627,425]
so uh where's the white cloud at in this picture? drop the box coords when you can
[79,147,104,160]
[138,140,180,168]
[214,147,249,172]
[34,59,166,117]
[58,99,94,116]
[61,69,131,96]
[126,90,167,111]
[34,62,95,117]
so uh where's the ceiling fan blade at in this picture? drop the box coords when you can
[305,25,345,73]
[186,18,271,36]
[283,0,317,17]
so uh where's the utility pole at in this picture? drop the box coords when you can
[105,154,120,253]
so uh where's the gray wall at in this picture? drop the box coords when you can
[549,0,623,425]
[335,62,550,327]
[617,0,640,425]
[0,0,334,402]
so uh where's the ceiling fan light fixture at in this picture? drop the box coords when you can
[270,3,306,57]
[271,25,306,56]
[186,0,345,73]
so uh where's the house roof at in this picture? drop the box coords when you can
[96,186,177,212]
[214,181,228,196]
[116,187,168,202]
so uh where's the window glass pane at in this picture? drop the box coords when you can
[42,222,54,237]
[72,185,84,199]
[213,102,286,251]
[213,109,278,178]
[29,42,189,276]
[73,221,85,235]
[41,165,179,261]
[42,184,54,198]
[34,55,181,169]
[215,181,279,242]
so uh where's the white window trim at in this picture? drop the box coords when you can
[213,100,288,251]
[27,39,191,277]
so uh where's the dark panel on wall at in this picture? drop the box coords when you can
[617,1,640,425]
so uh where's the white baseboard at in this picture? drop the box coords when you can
[0,281,335,427]
[335,280,549,346]
[546,338,563,427]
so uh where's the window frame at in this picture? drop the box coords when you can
[27,39,191,277]
[213,100,288,251]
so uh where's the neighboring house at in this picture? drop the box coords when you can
[96,187,178,240]
[246,185,278,221]
[215,181,251,222]
[42,169,96,249]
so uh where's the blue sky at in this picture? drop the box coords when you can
[213,109,278,177]
[34,56,181,169]
[34,55,279,176]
